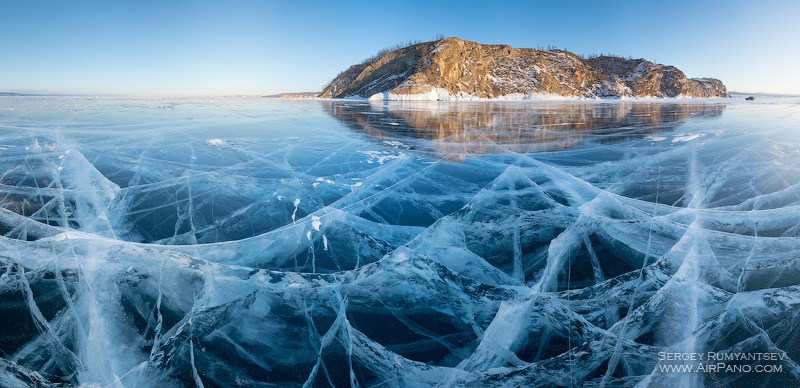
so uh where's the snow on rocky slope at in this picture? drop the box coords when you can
[319,37,729,100]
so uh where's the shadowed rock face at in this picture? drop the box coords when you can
[319,37,729,100]
[588,56,728,98]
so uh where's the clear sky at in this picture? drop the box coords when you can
[1,0,798,96]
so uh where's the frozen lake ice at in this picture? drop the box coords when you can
[1,96,800,386]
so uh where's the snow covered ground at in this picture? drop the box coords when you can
[1,96,799,386]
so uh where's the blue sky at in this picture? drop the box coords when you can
[1,0,798,96]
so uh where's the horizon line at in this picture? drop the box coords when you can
[5,90,800,99]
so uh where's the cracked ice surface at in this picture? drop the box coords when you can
[2,96,800,387]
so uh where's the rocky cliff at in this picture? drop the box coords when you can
[319,37,729,100]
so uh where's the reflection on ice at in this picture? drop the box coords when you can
[323,100,725,158]
[1,97,800,386]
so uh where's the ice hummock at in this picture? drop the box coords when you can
[1,96,800,387]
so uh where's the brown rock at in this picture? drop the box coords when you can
[319,37,729,100]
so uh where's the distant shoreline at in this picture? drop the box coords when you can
[270,93,736,102]
[3,92,795,101]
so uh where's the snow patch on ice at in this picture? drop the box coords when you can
[383,140,412,149]
[312,177,335,188]
[672,133,704,143]
[358,150,408,164]
[291,198,301,222]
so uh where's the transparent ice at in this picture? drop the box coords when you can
[1,96,800,387]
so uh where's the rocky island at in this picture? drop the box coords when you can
[318,37,729,100]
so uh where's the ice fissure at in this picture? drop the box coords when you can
[1,97,799,386]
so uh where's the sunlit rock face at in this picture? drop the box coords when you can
[319,37,730,100]
[1,96,799,387]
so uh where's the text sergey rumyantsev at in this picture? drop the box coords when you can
[659,352,786,361]
[657,352,786,374]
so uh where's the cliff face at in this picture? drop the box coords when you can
[319,37,729,100]
[587,56,728,98]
